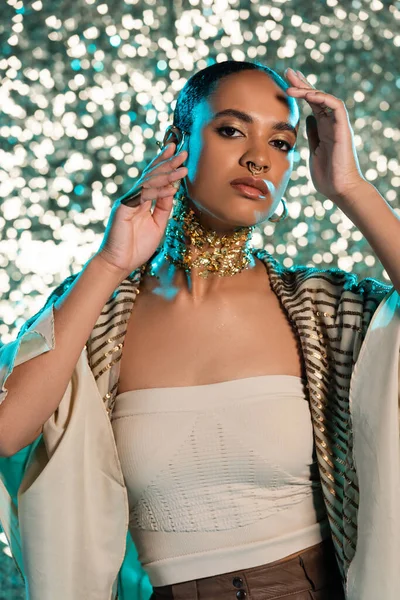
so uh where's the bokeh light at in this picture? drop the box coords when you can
[1,0,399,345]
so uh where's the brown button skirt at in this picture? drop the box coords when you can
[150,537,346,600]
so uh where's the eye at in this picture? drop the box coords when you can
[216,126,242,138]
[271,139,294,153]
[216,126,294,153]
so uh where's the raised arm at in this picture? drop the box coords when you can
[0,139,187,457]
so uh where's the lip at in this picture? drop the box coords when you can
[230,183,264,200]
[230,177,270,198]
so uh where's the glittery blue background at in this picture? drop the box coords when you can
[0,0,399,594]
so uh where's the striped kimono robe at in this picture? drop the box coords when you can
[0,248,399,600]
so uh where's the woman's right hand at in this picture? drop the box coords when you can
[95,142,188,278]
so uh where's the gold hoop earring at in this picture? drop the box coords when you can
[268,198,288,223]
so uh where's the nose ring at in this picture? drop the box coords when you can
[249,162,264,175]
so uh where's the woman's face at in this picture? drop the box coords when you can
[180,70,300,232]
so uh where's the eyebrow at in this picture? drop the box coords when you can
[212,107,298,138]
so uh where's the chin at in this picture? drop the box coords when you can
[191,197,269,231]
[217,212,268,231]
[226,203,271,229]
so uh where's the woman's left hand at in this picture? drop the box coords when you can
[284,68,366,205]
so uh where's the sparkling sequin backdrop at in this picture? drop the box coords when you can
[0,0,399,591]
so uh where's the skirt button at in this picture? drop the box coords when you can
[232,577,243,588]
[236,590,247,599]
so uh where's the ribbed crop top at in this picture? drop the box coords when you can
[111,374,330,586]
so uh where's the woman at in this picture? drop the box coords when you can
[1,60,400,600]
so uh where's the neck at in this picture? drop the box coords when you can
[141,194,258,301]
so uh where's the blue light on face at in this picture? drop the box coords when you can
[110,35,121,47]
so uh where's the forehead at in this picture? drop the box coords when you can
[194,70,299,127]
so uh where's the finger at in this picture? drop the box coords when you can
[148,141,177,169]
[287,88,339,106]
[148,149,188,176]
[287,88,340,116]
[157,184,179,198]
[140,182,178,203]
[142,166,187,190]
[169,149,188,166]
[285,68,306,83]
[151,193,176,232]
[121,163,186,207]
[286,69,315,89]
[303,92,338,117]
[142,149,187,182]
[286,87,326,95]
[296,70,315,87]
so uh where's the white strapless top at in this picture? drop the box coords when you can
[111,374,330,586]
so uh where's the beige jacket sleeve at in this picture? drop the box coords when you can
[0,304,57,583]
[0,294,130,599]
[0,304,55,405]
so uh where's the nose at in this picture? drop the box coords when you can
[240,144,272,173]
